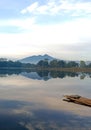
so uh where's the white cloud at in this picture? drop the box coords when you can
[1,1,91,60]
[0,9,91,60]
[5,17,90,46]
[29,18,91,45]
[0,33,42,58]
[0,17,36,30]
[20,0,91,16]
[21,2,39,14]
[0,17,91,60]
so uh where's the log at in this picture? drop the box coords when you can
[63,95,91,107]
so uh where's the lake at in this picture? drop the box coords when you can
[0,69,91,130]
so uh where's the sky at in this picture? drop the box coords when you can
[0,0,91,60]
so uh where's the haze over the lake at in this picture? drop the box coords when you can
[0,0,91,60]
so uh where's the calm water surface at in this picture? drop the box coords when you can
[0,70,91,130]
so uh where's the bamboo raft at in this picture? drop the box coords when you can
[63,95,91,107]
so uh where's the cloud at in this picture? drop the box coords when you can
[0,17,36,31]
[20,0,91,16]
[0,6,91,60]
[21,2,39,14]
[0,17,91,60]
[0,17,91,44]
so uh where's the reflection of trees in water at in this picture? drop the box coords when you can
[0,69,22,75]
[50,71,66,78]
[33,71,91,80]
[37,70,50,81]
[49,71,79,79]
[37,70,49,77]
[36,71,79,79]
[67,72,78,77]
[0,69,32,76]
[79,72,91,79]
[89,74,91,78]
[80,73,86,80]
[32,70,79,79]
[0,69,91,80]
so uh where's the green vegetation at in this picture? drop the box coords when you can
[36,59,79,68]
[0,58,91,71]
[80,61,86,68]
[0,59,35,68]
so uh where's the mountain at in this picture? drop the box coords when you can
[19,54,56,64]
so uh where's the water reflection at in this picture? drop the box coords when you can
[0,99,91,130]
[0,70,91,129]
[0,69,91,80]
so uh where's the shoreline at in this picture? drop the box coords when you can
[0,67,91,72]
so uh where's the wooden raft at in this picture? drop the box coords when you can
[63,95,91,107]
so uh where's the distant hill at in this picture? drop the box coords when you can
[19,54,56,64]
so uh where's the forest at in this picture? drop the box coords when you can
[0,58,91,68]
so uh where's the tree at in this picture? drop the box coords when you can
[37,59,49,68]
[49,60,59,68]
[67,61,78,68]
[43,59,49,67]
[80,61,86,68]
[37,60,44,67]
[57,60,66,68]
[87,63,91,68]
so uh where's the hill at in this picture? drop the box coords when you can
[19,54,56,64]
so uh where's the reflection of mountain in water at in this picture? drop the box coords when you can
[21,72,52,81]
[0,69,91,80]
[21,71,79,81]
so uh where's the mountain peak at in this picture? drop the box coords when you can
[44,54,49,56]
[19,54,55,64]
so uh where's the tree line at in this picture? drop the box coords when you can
[37,59,91,68]
[0,58,91,68]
